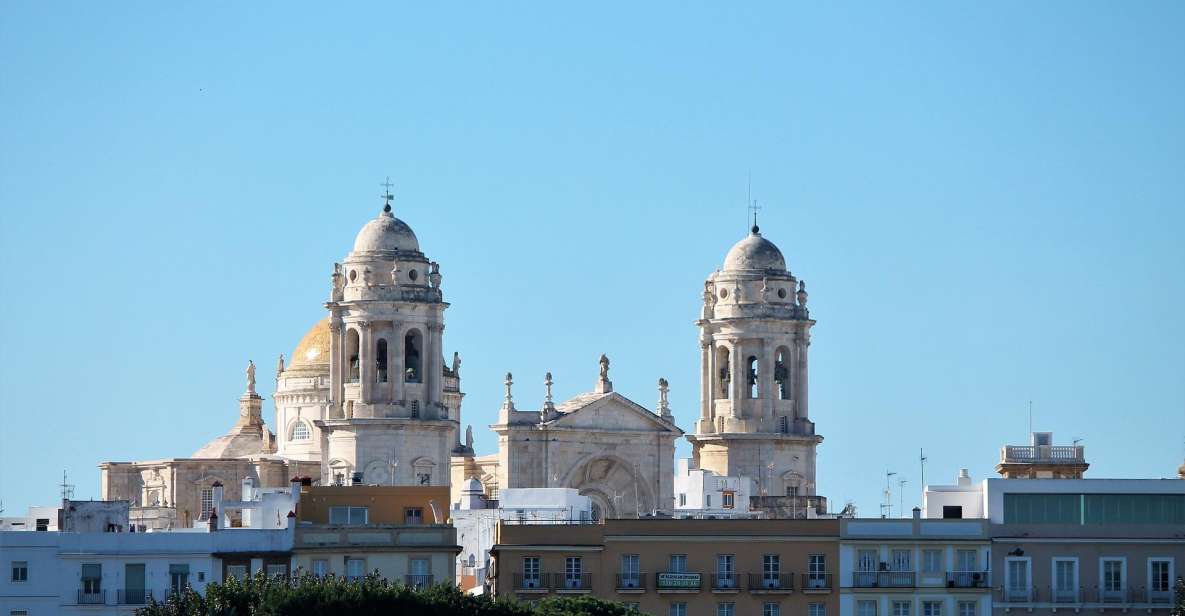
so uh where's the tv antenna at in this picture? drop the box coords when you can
[919,448,928,509]
[59,470,75,501]
[898,478,908,518]
[882,471,897,518]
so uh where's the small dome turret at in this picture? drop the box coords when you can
[351,205,420,254]
[723,226,787,272]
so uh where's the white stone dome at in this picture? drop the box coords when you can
[723,226,786,272]
[352,205,420,254]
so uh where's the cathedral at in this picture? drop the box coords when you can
[100,192,824,526]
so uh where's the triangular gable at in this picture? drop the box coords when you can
[547,392,683,434]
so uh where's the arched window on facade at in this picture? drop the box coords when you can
[774,347,791,400]
[747,355,759,398]
[346,329,360,383]
[715,346,731,399]
[290,421,311,441]
[376,338,388,383]
[404,330,422,383]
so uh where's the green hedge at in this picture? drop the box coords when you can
[137,573,640,616]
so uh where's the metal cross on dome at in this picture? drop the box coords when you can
[749,199,762,230]
[380,176,395,207]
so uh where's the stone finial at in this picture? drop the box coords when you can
[797,280,808,307]
[596,354,613,393]
[330,263,344,301]
[541,372,556,420]
[429,261,442,289]
[657,377,671,418]
[390,262,401,286]
[276,354,285,379]
[502,372,515,412]
[362,267,373,287]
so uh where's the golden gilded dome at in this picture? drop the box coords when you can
[290,317,331,368]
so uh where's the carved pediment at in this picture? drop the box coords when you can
[548,393,683,434]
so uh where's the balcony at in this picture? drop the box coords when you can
[852,571,916,588]
[1053,587,1082,604]
[117,589,153,605]
[552,573,593,593]
[1147,589,1174,604]
[1096,588,1131,603]
[946,571,991,589]
[512,573,548,592]
[656,571,702,592]
[802,573,833,592]
[77,589,105,605]
[748,573,794,593]
[1000,445,1085,464]
[615,573,646,592]
[711,573,740,592]
[998,587,1036,604]
[405,574,434,589]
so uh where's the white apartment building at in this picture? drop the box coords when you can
[839,514,992,616]
[451,480,593,593]
[673,458,758,518]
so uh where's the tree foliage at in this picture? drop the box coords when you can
[138,573,639,616]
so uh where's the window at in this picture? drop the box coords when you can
[722,491,735,508]
[10,561,27,582]
[942,505,963,519]
[669,603,687,616]
[779,416,790,434]
[858,600,878,616]
[809,603,826,616]
[404,507,424,525]
[763,602,780,616]
[620,554,640,588]
[1101,559,1124,594]
[291,421,311,441]
[856,549,878,586]
[706,494,712,508]
[1006,558,1031,601]
[467,554,476,568]
[376,338,388,382]
[404,331,422,382]
[956,549,977,572]
[522,557,541,588]
[957,601,976,616]
[746,355,759,398]
[169,564,190,593]
[922,549,942,573]
[565,556,583,588]
[718,602,735,616]
[265,563,286,578]
[1003,493,1185,525]
[716,554,735,588]
[786,485,800,497]
[11,611,28,616]
[347,328,361,382]
[328,506,368,525]
[35,518,49,531]
[922,601,942,616]
[762,554,781,587]
[226,564,248,579]
[200,488,214,519]
[808,553,827,587]
[669,554,687,573]
[1150,559,1173,602]
[346,558,365,581]
[622,602,640,613]
[417,473,430,485]
[410,558,430,581]
[81,563,102,594]
[891,549,912,571]
[679,493,687,507]
[892,601,912,616]
[1053,558,1078,602]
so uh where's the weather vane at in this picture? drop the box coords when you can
[380,176,395,208]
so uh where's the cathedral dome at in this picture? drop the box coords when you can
[723,226,787,272]
[289,317,331,369]
[352,205,420,254]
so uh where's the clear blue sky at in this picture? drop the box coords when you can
[2,2,1183,518]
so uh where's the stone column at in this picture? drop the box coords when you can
[797,336,809,420]
[700,341,712,422]
[329,314,343,419]
[359,321,372,405]
[764,341,777,422]
[391,325,405,403]
[426,323,442,407]
[730,341,744,417]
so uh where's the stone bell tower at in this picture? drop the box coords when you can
[686,222,823,504]
[315,192,460,488]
